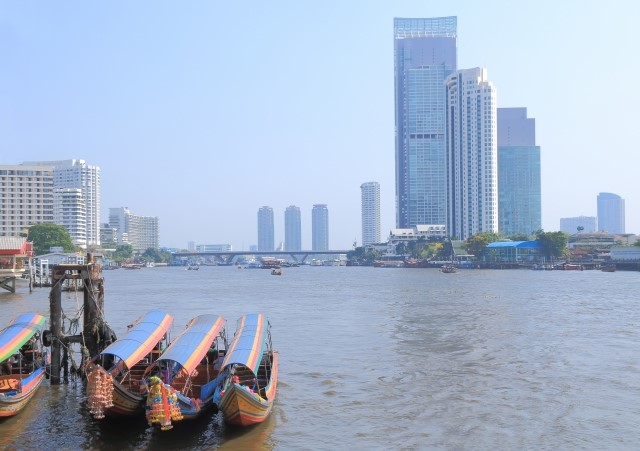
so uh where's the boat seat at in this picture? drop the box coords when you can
[0,378,19,391]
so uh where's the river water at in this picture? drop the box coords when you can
[1,266,639,450]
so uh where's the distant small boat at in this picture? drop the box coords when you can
[0,313,47,418]
[601,264,616,272]
[440,264,457,273]
[214,313,278,426]
[271,268,282,276]
[186,264,199,271]
[85,311,173,419]
[145,314,227,430]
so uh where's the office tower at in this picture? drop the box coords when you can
[497,108,541,237]
[0,164,54,237]
[109,207,159,252]
[360,182,381,245]
[284,205,302,251]
[311,204,329,251]
[560,216,597,234]
[24,159,101,246]
[53,188,86,248]
[445,67,498,240]
[597,192,625,233]
[257,206,274,251]
[394,17,457,229]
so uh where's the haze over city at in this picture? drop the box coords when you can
[2,1,638,250]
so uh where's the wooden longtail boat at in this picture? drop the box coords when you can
[0,313,47,418]
[145,314,227,430]
[85,310,173,419]
[214,313,278,426]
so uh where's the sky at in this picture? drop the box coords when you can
[2,1,639,250]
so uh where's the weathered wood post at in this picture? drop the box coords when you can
[49,267,63,385]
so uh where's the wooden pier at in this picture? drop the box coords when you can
[47,254,117,385]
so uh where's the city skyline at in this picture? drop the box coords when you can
[2,2,639,249]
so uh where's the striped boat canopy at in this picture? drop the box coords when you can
[0,313,46,363]
[155,314,225,376]
[98,311,173,369]
[221,313,268,374]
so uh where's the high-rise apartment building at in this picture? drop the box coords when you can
[394,17,457,229]
[597,192,625,234]
[284,205,301,251]
[109,207,159,252]
[257,206,274,251]
[0,164,54,237]
[54,188,86,248]
[360,182,381,246]
[497,108,541,237]
[445,68,498,240]
[560,216,597,234]
[311,204,329,251]
[25,159,101,246]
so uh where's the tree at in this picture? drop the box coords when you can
[464,232,500,257]
[535,231,569,261]
[27,223,76,255]
[112,243,134,262]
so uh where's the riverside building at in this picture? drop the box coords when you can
[497,108,541,237]
[445,67,498,240]
[0,164,54,237]
[109,207,159,252]
[597,192,625,234]
[360,182,381,246]
[394,17,457,229]
[311,204,329,251]
[257,206,274,251]
[284,205,302,251]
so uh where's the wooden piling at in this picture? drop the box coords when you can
[48,257,116,385]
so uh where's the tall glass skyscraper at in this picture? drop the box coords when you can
[394,17,457,229]
[311,204,329,251]
[284,205,302,251]
[257,206,274,251]
[597,192,625,233]
[497,108,541,237]
[360,182,381,246]
[445,68,498,240]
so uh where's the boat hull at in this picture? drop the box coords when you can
[0,368,45,417]
[219,351,278,426]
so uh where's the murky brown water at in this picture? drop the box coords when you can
[1,266,639,449]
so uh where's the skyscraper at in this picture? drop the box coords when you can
[311,204,329,251]
[25,159,101,246]
[284,205,302,251]
[445,68,498,240]
[360,182,381,246]
[54,188,86,248]
[394,17,457,229]
[597,192,625,233]
[257,206,274,251]
[497,108,541,237]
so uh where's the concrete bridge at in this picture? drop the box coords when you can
[171,250,352,265]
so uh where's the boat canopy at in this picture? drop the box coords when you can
[0,313,46,363]
[154,314,225,376]
[221,313,268,374]
[97,310,173,369]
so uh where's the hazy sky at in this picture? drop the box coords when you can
[2,1,638,250]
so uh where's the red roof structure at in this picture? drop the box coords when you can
[0,237,33,257]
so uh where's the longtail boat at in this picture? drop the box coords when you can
[145,314,227,430]
[85,310,173,419]
[214,313,278,426]
[0,313,47,418]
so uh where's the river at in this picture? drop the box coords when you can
[1,265,639,450]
